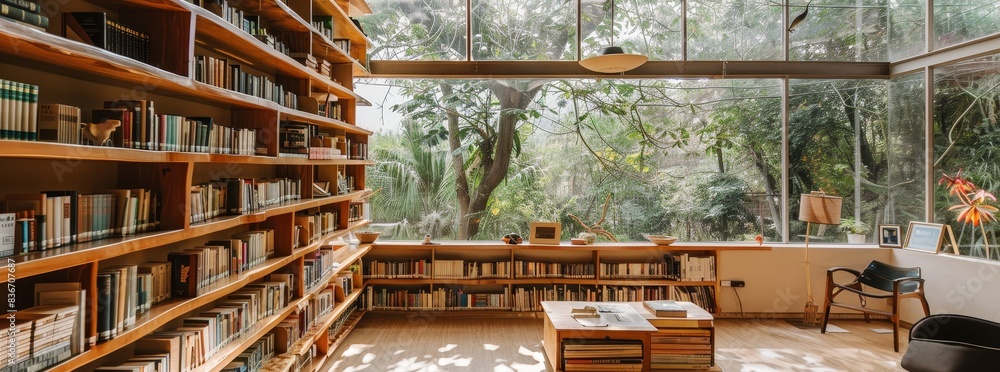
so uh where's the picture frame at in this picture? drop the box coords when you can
[877,224,902,248]
[529,222,561,245]
[903,222,958,254]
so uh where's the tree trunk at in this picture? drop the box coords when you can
[440,83,472,239]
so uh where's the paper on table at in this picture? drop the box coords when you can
[574,315,609,327]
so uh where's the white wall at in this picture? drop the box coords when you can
[891,249,1000,324]
[717,246,1000,325]
[718,245,890,314]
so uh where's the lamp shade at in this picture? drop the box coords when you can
[799,192,842,225]
[579,46,648,73]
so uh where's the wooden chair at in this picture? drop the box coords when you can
[821,260,930,352]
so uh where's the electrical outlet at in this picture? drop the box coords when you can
[722,280,746,287]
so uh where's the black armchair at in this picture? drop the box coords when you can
[901,314,1000,372]
[821,260,930,352]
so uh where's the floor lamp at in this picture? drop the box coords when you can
[799,192,842,325]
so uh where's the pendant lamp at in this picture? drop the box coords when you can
[579,0,648,73]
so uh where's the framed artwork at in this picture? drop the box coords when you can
[878,224,902,248]
[529,222,561,245]
[903,222,958,254]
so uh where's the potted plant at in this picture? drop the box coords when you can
[839,217,872,244]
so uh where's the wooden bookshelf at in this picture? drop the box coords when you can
[1,0,373,370]
[364,242,771,314]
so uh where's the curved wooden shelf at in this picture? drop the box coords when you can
[49,249,312,372]
[0,140,375,164]
[313,0,373,47]
[188,6,355,100]
[195,295,306,372]
[371,241,772,251]
[595,280,717,286]
[14,192,370,277]
[278,106,369,133]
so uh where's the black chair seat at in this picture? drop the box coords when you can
[901,314,1000,372]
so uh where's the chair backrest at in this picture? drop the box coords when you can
[858,260,921,292]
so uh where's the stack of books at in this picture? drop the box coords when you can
[1,0,48,30]
[561,338,643,371]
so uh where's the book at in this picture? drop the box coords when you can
[1,4,49,28]
[0,213,14,257]
[36,287,88,353]
[644,300,688,317]
[38,104,81,144]
[0,0,39,14]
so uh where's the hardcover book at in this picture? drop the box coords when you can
[643,300,688,317]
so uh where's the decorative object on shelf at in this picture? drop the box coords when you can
[940,169,998,258]
[877,224,902,248]
[570,238,587,245]
[80,119,121,147]
[798,191,842,326]
[502,233,523,244]
[567,193,619,242]
[642,234,677,246]
[578,0,647,73]
[528,222,560,245]
[838,217,871,244]
[903,221,957,254]
[754,234,764,245]
[577,232,597,245]
[355,231,381,244]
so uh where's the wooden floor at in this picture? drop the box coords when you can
[326,315,908,371]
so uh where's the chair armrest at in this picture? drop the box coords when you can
[827,267,861,276]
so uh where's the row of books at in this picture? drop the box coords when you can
[326,301,361,346]
[189,178,302,224]
[433,260,510,279]
[97,265,165,343]
[363,259,430,278]
[311,15,335,41]
[4,305,77,372]
[348,201,364,221]
[600,262,669,279]
[201,0,293,57]
[363,286,511,310]
[333,270,357,298]
[193,55,298,109]
[294,211,338,248]
[514,261,596,279]
[221,333,275,372]
[168,229,276,297]
[562,339,643,372]
[0,0,47,29]
[127,280,289,372]
[303,246,338,291]
[0,78,39,141]
[1,189,159,255]
[278,121,316,158]
[347,140,368,160]
[664,254,717,282]
[511,285,675,312]
[63,12,150,64]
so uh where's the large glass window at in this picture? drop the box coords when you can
[934,0,1000,49]
[888,0,925,61]
[581,0,684,60]
[788,79,889,243]
[934,54,1000,259]
[361,0,468,60]
[471,0,578,60]
[362,78,783,242]
[788,0,887,62]
[686,0,782,60]
[887,72,926,229]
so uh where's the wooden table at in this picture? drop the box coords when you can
[541,301,718,371]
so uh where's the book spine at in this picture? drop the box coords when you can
[0,0,39,14]
[96,273,112,341]
[0,4,49,28]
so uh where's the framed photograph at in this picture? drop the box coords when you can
[878,224,902,248]
[903,222,946,253]
[529,222,561,245]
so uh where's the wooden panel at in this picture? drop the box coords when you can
[121,9,194,76]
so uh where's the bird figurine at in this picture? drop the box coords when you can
[755,234,764,245]
[81,119,121,147]
[788,1,811,33]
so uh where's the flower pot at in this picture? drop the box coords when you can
[847,233,866,244]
